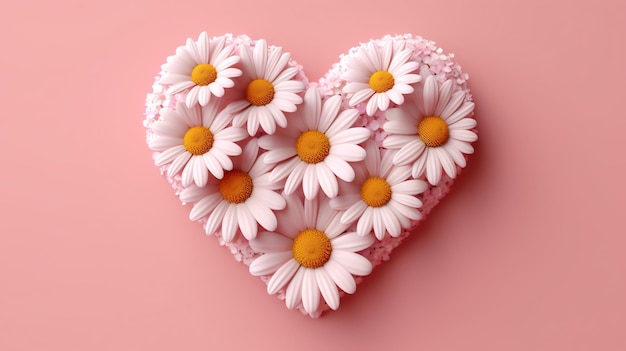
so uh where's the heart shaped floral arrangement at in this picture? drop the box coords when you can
[144,32,477,318]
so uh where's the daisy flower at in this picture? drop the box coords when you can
[258,87,371,200]
[342,40,421,116]
[148,101,247,187]
[330,141,428,240]
[248,195,374,316]
[178,139,286,242]
[160,32,242,107]
[383,68,477,185]
[227,39,306,135]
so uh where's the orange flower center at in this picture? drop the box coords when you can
[191,64,217,86]
[296,130,330,164]
[246,79,275,106]
[369,70,395,93]
[219,170,254,204]
[360,177,392,207]
[418,116,449,147]
[292,229,332,269]
[183,126,214,155]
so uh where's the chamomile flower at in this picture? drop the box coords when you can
[178,139,286,242]
[148,101,247,187]
[259,87,371,200]
[160,32,242,107]
[342,40,421,116]
[249,195,374,317]
[330,141,428,240]
[383,68,477,185]
[227,39,306,135]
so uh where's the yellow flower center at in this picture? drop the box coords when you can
[296,130,330,164]
[246,79,275,106]
[292,229,332,269]
[183,126,214,155]
[369,70,395,93]
[360,177,392,207]
[191,64,217,86]
[418,116,449,147]
[219,170,254,204]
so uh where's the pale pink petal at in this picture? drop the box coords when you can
[349,88,374,106]
[167,151,192,177]
[316,163,338,198]
[148,136,183,152]
[391,179,428,195]
[192,156,208,187]
[155,145,186,166]
[203,152,224,179]
[426,151,443,185]
[356,207,373,237]
[434,80,454,117]
[329,128,371,146]
[422,75,438,115]
[283,161,306,195]
[382,135,418,149]
[318,95,342,133]
[436,147,457,179]
[252,189,286,210]
[380,206,401,237]
[325,109,360,137]
[450,129,478,143]
[303,87,321,131]
[247,197,278,231]
[389,201,422,221]
[270,157,300,182]
[329,144,366,163]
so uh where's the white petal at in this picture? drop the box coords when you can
[252,188,286,210]
[316,268,340,310]
[302,268,320,315]
[341,201,368,225]
[330,144,366,163]
[371,208,385,239]
[247,197,278,231]
[249,251,293,276]
[436,147,457,179]
[205,200,228,235]
[324,155,355,182]
[192,156,208,187]
[422,75,438,115]
[154,145,186,166]
[380,206,401,237]
[324,258,356,294]
[393,139,425,165]
[285,268,305,309]
[450,129,478,143]
[189,193,221,221]
[330,251,372,276]
[329,128,371,146]
[303,165,320,200]
[356,207,373,237]
[440,91,465,120]
[167,151,191,177]
[221,205,238,242]
[445,102,475,125]
[318,95,342,133]
[267,259,300,294]
[249,232,293,253]
[331,232,374,251]
[434,79,454,117]
[148,136,183,152]
[325,109,360,137]
[284,161,306,194]
[303,87,321,131]
[426,151,443,185]
[203,152,224,179]
[237,204,258,240]
[316,163,338,198]
[391,179,428,195]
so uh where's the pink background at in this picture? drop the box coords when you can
[1,0,625,349]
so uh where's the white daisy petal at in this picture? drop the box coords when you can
[330,251,373,276]
[249,251,293,276]
[249,232,293,253]
[205,200,229,235]
[356,207,374,236]
[302,268,320,315]
[324,258,357,294]
[316,268,340,310]
[341,201,368,225]
[221,204,238,242]
[316,163,339,198]
[426,151,443,185]
[324,155,355,182]
[285,268,305,309]
[380,206,401,237]
[237,204,258,240]
[436,147,457,179]
[167,151,192,177]
[391,179,428,195]
[393,139,425,165]
[329,144,366,163]
[331,232,374,252]
[188,193,221,221]
[303,164,320,200]
[284,162,307,194]
[267,258,300,295]
[329,128,371,146]
[440,91,466,120]
[154,145,186,166]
